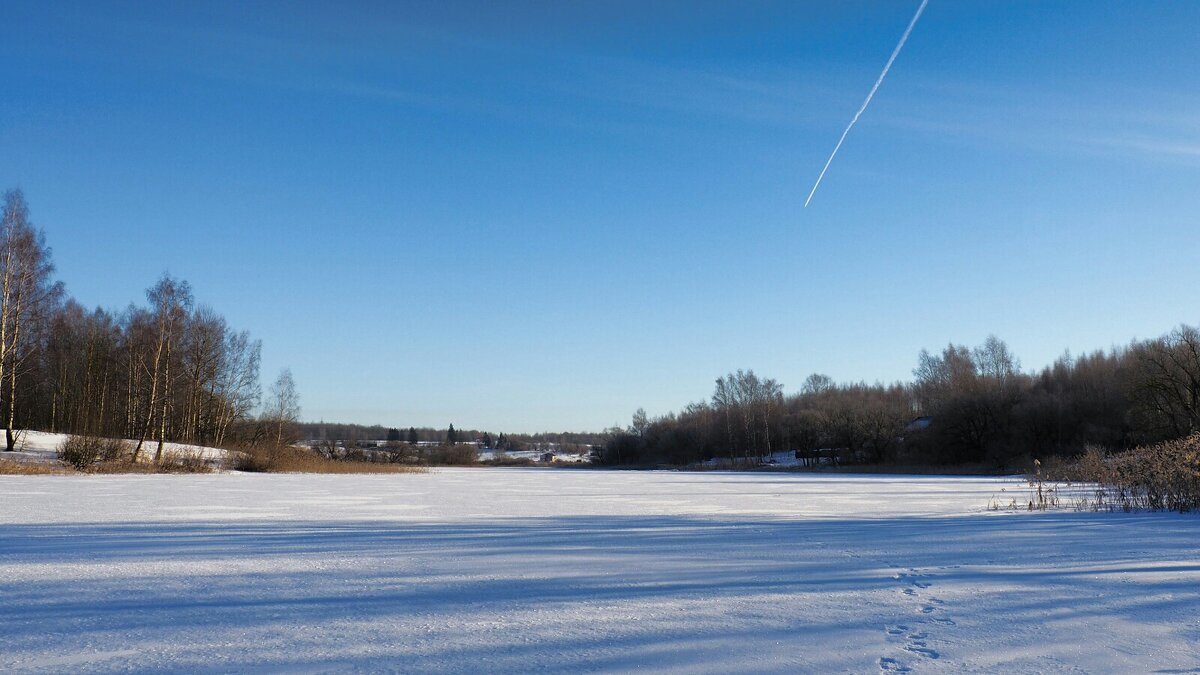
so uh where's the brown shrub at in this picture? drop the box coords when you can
[1062,434,1200,512]
[57,434,107,470]
[152,449,214,473]
[100,438,130,462]
[427,444,478,466]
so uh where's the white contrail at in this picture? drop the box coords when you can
[804,0,929,208]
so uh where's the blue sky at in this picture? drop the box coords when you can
[3,1,1198,432]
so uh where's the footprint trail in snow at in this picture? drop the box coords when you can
[879,568,954,671]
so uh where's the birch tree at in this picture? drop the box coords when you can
[264,368,300,447]
[132,274,192,462]
[4,227,62,450]
[0,190,62,450]
[0,191,27,447]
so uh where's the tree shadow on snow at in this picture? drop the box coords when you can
[1,511,1198,672]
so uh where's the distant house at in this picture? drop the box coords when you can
[904,416,933,433]
[897,416,933,451]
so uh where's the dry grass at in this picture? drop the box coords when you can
[0,458,71,475]
[228,444,426,474]
[88,453,215,474]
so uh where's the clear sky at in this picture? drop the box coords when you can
[3,1,1198,433]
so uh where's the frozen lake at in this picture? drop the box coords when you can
[2,469,1198,673]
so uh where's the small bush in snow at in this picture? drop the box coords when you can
[57,435,106,471]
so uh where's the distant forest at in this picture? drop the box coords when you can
[296,422,605,452]
[0,189,297,459]
[597,330,1200,467]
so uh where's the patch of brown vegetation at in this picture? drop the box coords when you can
[0,459,71,475]
[228,445,426,474]
[1059,434,1200,512]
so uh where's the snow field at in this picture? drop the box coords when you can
[1,469,1197,673]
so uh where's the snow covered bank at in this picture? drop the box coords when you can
[477,448,590,464]
[1,470,1197,673]
[2,430,228,466]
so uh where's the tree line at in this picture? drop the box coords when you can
[597,330,1200,467]
[1,189,297,458]
[298,421,605,453]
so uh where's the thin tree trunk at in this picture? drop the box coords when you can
[762,401,773,461]
[724,408,735,464]
[154,334,172,462]
[98,358,110,437]
[126,338,135,437]
[5,285,21,450]
[132,327,165,462]
[0,233,13,445]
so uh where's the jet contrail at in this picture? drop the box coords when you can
[804,0,928,208]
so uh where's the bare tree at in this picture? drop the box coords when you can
[711,375,737,462]
[0,190,63,450]
[264,368,301,447]
[710,370,782,463]
[212,330,261,446]
[630,407,650,437]
[1132,325,1200,438]
[974,335,1021,383]
[131,274,193,462]
[0,190,27,447]
[802,373,835,396]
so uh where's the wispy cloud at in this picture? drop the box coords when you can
[1093,137,1200,159]
[557,62,851,129]
[864,77,1200,166]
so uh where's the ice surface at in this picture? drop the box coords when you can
[2,469,1197,673]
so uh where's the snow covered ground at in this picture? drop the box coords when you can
[3,430,228,465]
[477,448,590,463]
[702,449,809,468]
[1,470,1197,673]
